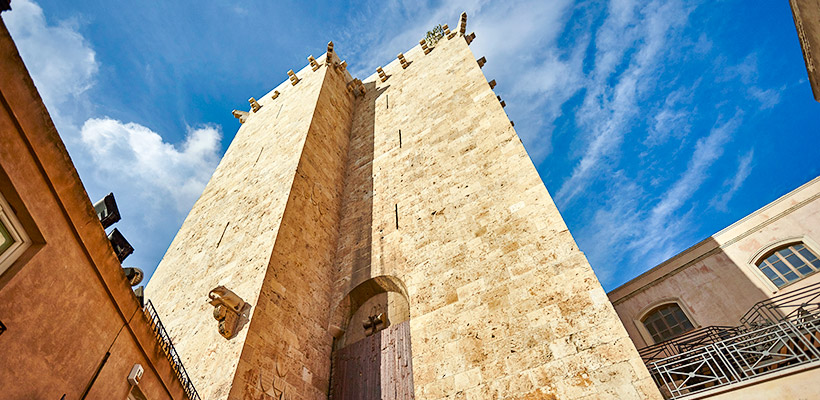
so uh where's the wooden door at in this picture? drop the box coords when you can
[330,320,414,399]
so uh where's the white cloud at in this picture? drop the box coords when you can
[4,0,98,111]
[80,119,222,214]
[711,149,754,212]
[6,0,222,279]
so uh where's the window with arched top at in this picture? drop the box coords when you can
[641,303,695,343]
[755,243,820,288]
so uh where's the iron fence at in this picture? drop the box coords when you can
[144,300,201,400]
[648,310,820,399]
[741,280,820,327]
[639,326,744,364]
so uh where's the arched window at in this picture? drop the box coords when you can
[641,303,694,343]
[756,243,820,288]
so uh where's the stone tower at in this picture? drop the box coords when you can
[146,14,661,400]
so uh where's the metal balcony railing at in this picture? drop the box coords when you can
[640,282,820,399]
[649,312,820,398]
[144,300,201,400]
[740,280,820,327]
[639,326,745,364]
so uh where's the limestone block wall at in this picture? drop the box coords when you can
[228,55,355,400]
[145,54,337,399]
[330,33,660,399]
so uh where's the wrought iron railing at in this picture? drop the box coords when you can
[639,326,744,364]
[641,281,820,399]
[740,280,820,327]
[144,300,201,400]
[649,311,820,398]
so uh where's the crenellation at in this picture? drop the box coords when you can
[308,55,319,71]
[488,79,497,89]
[287,69,299,85]
[477,56,486,68]
[248,97,261,112]
[419,39,432,55]
[398,53,410,69]
[458,12,467,36]
[442,24,452,39]
[376,66,388,82]
[271,90,280,100]
[466,32,476,45]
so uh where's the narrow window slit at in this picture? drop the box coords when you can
[276,104,283,119]
[399,129,402,148]
[253,147,264,167]
[395,204,399,230]
[217,222,230,248]
[386,94,389,109]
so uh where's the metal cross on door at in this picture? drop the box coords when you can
[330,320,414,399]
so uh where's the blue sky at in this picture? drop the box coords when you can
[4,0,819,291]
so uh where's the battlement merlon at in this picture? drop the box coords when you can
[233,12,483,120]
[358,12,482,85]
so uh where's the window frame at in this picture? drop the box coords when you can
[634,299,699,346]
[0,192,31,276]
[749,238,820,291]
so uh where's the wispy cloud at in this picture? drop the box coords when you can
[580,112,742,284]
[631,112,742,253]
[556,0,693,205]
[711,149,755,212]
[645,83,696,147]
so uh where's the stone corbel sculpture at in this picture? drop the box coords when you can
[232,110,249,124]
[208,286,248,339]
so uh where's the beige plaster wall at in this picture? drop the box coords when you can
[609,176,820,349]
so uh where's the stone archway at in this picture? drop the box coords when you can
[328,276,414,399]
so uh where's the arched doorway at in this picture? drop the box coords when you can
[329,276,414,399]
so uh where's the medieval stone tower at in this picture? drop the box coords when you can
[146,14,660,400]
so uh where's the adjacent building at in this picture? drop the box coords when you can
[609,176,820,399]
[0,13,198,400]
